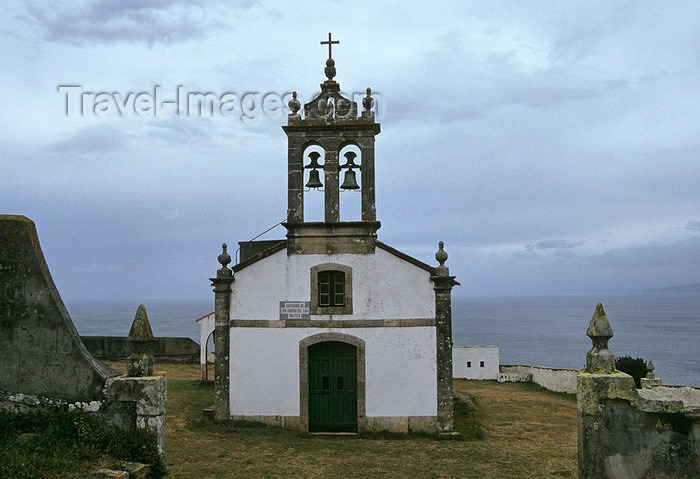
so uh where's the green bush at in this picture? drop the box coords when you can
[615,356,647,388]
[0,410,166,478]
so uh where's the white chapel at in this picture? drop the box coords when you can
[207,35,458,434]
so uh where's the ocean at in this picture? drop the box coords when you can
[65,292,699,386]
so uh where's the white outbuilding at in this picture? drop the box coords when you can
[207,37,458,434]
[452,346,500,380]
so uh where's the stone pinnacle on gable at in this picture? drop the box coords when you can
[435,241,450,277]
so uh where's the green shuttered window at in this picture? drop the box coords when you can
[318,271,345,307]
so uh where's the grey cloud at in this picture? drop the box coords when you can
[48,124,126,156]
[383,45,629,129]
[548,5,631,62]
[592,236,700,270]
[503,78,628,108]
[686,221,700,232]
[23,0,227,46]
[526,239,587,251]
[485,235,700,295]
[509,236,700,274]
[146,117,212,144]
[0,28,23,41]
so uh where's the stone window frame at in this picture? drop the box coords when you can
[299,332,366,433]
[310,263,353,315]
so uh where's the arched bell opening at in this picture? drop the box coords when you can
[339,144,362,221]
[302,144,325,222]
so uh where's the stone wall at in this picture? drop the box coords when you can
[578,372,700,478]
[653,384,700,409]
[0,215,117,402]
[499,364,578,394]
[81,336,199,363]
[577,303,699,478]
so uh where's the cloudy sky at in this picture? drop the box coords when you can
[2,1,698,301]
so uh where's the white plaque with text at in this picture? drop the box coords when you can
[279,301,310,320]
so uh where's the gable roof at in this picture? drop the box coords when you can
[375,241,436,274]
[195,312,215,323]
[227,237,459,286]
[230,239,435,273]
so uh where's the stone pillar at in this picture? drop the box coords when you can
[210,243,234,421]
[578,303,616,479]
[104,304,167,462]
[577,303,692,479]
[431,241,456,433]
[287,134,304,223]
[324,142,340,222]
[358,134,376,222]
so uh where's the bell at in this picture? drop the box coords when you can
[305,151,322,169]
[305,169,323,189]
[340,169,359,190]
[341,151,359,168]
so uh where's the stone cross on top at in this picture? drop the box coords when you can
[321,32,339,60]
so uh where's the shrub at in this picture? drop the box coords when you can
[615,356,647,388]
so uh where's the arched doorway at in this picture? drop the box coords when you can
[204,330,214,381]
[308,341,357,432]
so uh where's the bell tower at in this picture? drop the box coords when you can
[283,33,381,255]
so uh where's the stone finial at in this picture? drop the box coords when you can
[215,243,233,280]
[218,243,231,269]
[288,91,301,115]
[436,241,448,265]
[324,58,336,81]
[128,304,154,342]
[585,303,616,374]
[435,241,450,276]
[362,87,375,119]
[641,359,662,388]
[127,304,155,377]
[646,360,656,379]
[363,87,374,111]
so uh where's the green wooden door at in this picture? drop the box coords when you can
[308,341,357,432]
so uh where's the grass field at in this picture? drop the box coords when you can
[2,362,575,478]
[105,362,577,478]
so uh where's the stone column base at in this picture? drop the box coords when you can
[104,373,167,462]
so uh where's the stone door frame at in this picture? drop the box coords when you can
[299,332,366,432]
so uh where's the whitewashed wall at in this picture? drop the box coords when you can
[230,248,435,320]
[452,346,499,380]
[498,365,578,394]
[229,326,437,417]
